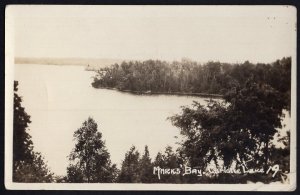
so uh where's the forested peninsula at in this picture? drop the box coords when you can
[92,57,291,109]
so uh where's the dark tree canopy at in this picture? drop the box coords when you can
[13,81,53,182]
[170,78,288,174]
[117,146,141,183]
[117,145,182,183]
[14,152,53,182]
[13,81,33,165]
[92,57,291,110]
[67,117,117,183]
[152,146,183,183]
[138,146,157,183]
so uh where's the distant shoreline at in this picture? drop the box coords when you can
[95,87,223,98]
[14,57,124,67]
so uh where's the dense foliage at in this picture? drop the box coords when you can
[169,78,290,182]
[117,146,141,183]
[138,146,156,183]
[118,146,184,183]
[13,81,33,167]
[67,117,118,182]
[152,146,184,183]
[13,81,53,182]
[92,57,291,110]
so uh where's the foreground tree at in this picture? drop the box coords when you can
[13,81,33,169]
[138,146,156,183]
[117,145,157,183]
[13,81,53,182]
[14,152,53,182]
[117,146,141,183]
[67,117,117,183]
[152,146,183,183]
[170,78,287,177]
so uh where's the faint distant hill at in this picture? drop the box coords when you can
[15,57,124,69]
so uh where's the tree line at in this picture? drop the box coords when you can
[13,57,291,183]
[92,57,291,110]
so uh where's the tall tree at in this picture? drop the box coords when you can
[13,81,53,182]
[67,117,117,183]
[13,81,33,167]
[138,146,155,183]
[118,146,141,183]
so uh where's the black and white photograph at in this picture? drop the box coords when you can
[5,5,296,191]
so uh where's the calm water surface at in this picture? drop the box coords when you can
[15,64,212,176]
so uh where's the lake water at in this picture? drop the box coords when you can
[14,64,291,176]
[15,64,212,176]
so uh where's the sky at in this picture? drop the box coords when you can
[7,5,297,63]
